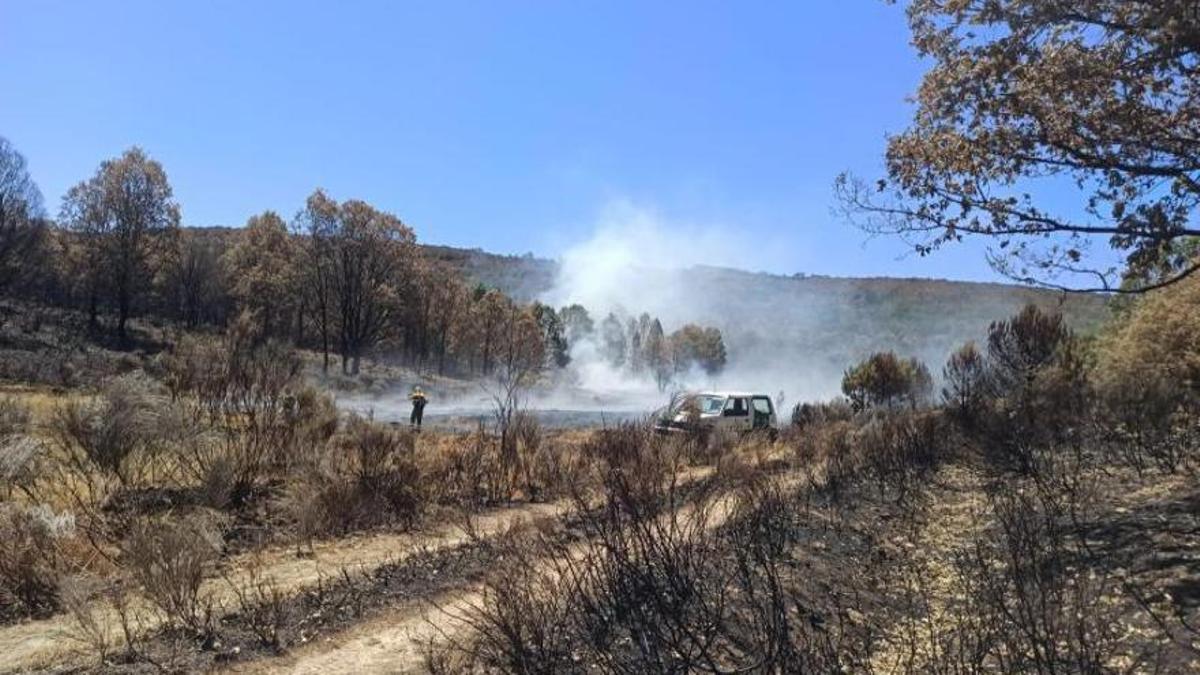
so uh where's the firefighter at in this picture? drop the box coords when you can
[409,386,428,429]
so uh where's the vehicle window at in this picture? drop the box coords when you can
[695,395,724,414]
[752,397,772,415]
[724,397,748,416]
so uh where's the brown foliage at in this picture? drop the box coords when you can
[837,0,1200,292]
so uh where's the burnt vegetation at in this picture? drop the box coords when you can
[1,1,1200,668]
[0,133,1196,672]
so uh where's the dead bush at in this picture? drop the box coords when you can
[0,433,43,499]
[789,397,854,431]
[418,425,497,508]
[288,415,422,540]
[162,316,315,506]
[225,557,288,650]
[790,418,858,498]
[582,422,684,515]
[0,503,75,619]
[121,513,222,635]
[857,410,947,504]
[52,374,167,486]
[523,439,596,504]
[0,395,30,436]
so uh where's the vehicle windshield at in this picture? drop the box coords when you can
[693,395,725,415]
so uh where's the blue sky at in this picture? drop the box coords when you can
[1,0,1010,281]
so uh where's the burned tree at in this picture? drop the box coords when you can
[0,137,47,296]
[60,147,180,340]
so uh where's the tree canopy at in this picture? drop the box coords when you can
[838,1,1200,293]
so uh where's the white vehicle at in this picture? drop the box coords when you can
[654,391,779,437]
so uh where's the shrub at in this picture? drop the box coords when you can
[857,410,947,504]
[0,395,30,436]
[288,416,422,540]
[915,478,1140,673]
[0,504,74,619]
[52,374,166,485]
[1094,274,1200,472]
[120,513,222,635]
[0,434,43,499]
[162,315,311,505]
[790,398,854,430]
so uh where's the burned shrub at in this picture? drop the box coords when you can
[857,410,947,504]
[288,416,422,540]
[790,397,854,431]
[52,374,166,485]
[121,513,223,635]
[0,503,75,619]
[909,478,1146,674]
[440,471,874,674]
[162,315,314,506]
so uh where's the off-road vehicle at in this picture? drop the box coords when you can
[654,391,778,438]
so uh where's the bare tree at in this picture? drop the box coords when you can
[0,136,47,296]
[837,1,1200,293]
[160,229,229,327]
[485,303,545,496]
[294,190,339,373]
[60,147,180,340]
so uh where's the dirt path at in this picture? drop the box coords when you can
[0,465,718,674]
[868,463,990,674]
[229,473,794,675]
[0,500,572,673]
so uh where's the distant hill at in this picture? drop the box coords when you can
[426,243,1112,398]
[195,227,1111,397]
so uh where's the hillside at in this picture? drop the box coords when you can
[425,243,1111,396]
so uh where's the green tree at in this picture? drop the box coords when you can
[669,324,727,377]
[842,351,931,412]
[532,302,569,369]
[559,304,594,346]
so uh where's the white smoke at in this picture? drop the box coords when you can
[542,200,760,325]
[540,200,827,409]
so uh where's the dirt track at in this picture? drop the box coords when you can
[0,464,719,674]
[226,472,786,675]
[0,499,574,673]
